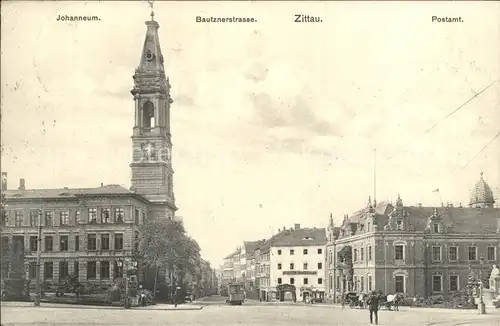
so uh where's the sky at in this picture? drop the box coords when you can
[1,1,499,267]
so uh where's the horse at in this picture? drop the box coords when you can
[384,293,405,311]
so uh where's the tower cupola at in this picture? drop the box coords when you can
[469,172,495,208]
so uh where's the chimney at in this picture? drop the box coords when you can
[278,228,281,232]
[1,172,7,191]
[18,178,26,191]
[100,182,104,187]
[283,226,285,231]
[417,202,422,208]
[294,223,300,230]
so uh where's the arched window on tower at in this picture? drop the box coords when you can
[142,101,155,128]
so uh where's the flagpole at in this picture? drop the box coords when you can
[432,189,442,206]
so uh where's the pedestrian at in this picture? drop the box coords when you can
[367,291,380,325]
[174,287,179,308]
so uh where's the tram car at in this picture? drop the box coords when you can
[226,282,245,305]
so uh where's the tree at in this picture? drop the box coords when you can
[136,218,202,297]
[1,237,28,280]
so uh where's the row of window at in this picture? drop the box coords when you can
[332,274,460,294]
[276,277,323,286]
[352,246,373,262]
[352,275,374,293]
[3,208,145,227]
[28,261,124,280]
[277,248,323,255]
[259,265,271,275]
[432,274,460,293]
[332,275,374,292]
[28,234,125,252]
[393,244,497,261]
[277,262,323,270]
[429,246,496,262]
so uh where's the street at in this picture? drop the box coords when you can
[1,297,500,326]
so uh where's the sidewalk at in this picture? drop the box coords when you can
[0,301,203,311]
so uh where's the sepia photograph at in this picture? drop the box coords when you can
[1,1,499,325]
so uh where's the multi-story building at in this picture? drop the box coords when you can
[243,240,265,290]
[258,223,327,302]
[221,251,235,284]
[0,12,182,291]
[327,173,500,300]
[0,179,148,287]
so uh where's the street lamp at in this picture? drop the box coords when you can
[478,256,486,314]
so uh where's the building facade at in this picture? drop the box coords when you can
[326,173,500,300]
[0,13,183,291]
[258,224,327,302]
[0,181,148,287]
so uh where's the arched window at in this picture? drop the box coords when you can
[142,101,155,128]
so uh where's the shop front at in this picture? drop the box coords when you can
[300,286,325,303]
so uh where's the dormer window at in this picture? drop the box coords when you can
[302,237,313,240]
[396,220,403,230]
[433,223,439,233]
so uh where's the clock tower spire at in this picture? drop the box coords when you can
[130,9,176,219]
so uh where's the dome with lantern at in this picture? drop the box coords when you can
[469,172,495,208]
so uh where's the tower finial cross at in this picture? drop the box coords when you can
[148,0,155,20]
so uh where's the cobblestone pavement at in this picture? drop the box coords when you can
[1,303,499,326]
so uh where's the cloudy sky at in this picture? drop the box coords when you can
[1,1,499,266]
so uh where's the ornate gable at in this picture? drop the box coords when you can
[384,195,414,231]
[424,208,448,234]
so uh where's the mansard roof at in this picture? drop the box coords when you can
[338,200,499,236]
[404,206,499,234]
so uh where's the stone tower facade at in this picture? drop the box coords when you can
[130,13,177,220]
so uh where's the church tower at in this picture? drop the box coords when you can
[130,10,176,219]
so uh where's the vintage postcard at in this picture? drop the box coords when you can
[1,1,499,325]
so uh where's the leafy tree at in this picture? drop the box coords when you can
[1,237,28,280]
[136,218,202,297]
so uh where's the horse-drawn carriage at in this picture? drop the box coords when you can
[344,291,404,310]
[377,293,404,311]
[345,291,365,308]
